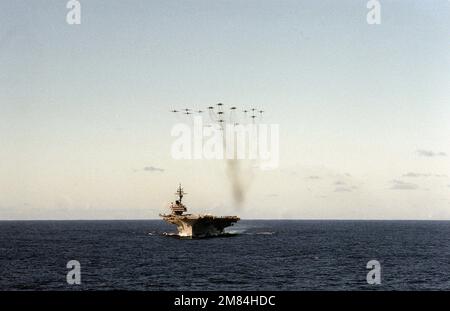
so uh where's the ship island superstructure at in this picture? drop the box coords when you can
[160,184,240,238]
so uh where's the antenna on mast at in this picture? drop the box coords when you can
[175,183,187,203]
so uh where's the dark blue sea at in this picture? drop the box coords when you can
[1,220,449,290]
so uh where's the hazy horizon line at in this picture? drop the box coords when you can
[1,218,449,222]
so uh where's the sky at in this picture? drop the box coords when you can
[1,0,449,220]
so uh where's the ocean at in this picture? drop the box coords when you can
[0,220,449,290]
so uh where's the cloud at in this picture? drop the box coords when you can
[402,172,447,178]
[143,166,165,173]
[334,181,346,185]
[435,174,448,178]
[390,180,418,190]
[402,172,431,178]
[416,149,447,157]
[306,175,320,180]
[334,186,352,192]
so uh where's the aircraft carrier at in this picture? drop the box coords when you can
[160,184,240,238]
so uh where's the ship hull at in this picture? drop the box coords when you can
[161,214,240,238]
